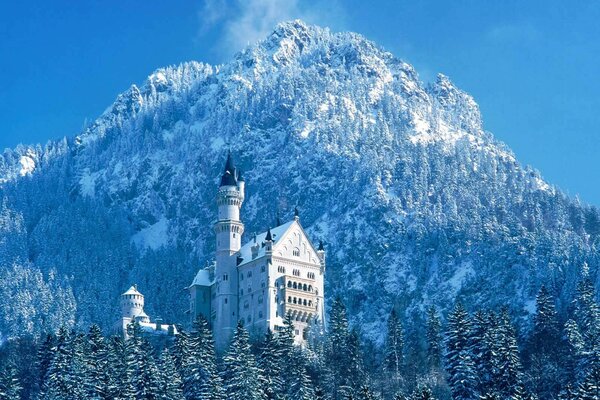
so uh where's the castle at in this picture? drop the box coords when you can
[188,152,326,351]
[116,285,178,338]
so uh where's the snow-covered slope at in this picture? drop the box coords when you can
[0,20,598,341]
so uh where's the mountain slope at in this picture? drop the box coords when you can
[0,20,598,341]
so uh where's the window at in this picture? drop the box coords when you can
[240,289,244,296]
[259,311,263,318]
[223,274,228,281]
[287,281,292,288]
[303,283,307,291]
[288,296,292,303]
[261,281,266,288]
[293,269,300,277]
[224,298,228,304]
[308,272,315,279]
[293,282,298,289]
[303,299,307,306]
[240,273,244,281]
[261,265,266,273]
[233,233,236,238]
[244,301,249,309]
[258,295,263,304]
[278,266,285,273]
[247,271,252,278]
[293,248,300,257]
[295,329,300,336]
[308,285,313,292]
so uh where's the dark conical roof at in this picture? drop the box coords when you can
[265,227,273,242]
[219,151,238,187]
[318,240,324,251]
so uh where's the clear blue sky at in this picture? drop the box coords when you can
[1,1,599,205]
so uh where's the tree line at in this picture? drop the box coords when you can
[0,276,598,400]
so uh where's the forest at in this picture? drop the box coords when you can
[0,276,598,400]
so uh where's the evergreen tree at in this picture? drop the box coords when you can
[157,349,184,400]
[41,327,73,399]
[526,285,564,398]
[36,333,55,395]
[287,348,316,400]
[125,321,161,400]
[85,324,109,399]
[0,360,22,400]
[426,306,442,372]
[105,335,132,400]
[445,302,478,400]
[221,321,265,400]
[410,385,436,400]
[257,329,284,399]
[491,309,523,399]
[325,297,364,400]
[182,316,224,400]
[384,308,404,381]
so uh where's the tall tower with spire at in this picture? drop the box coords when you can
[213,151,245,348]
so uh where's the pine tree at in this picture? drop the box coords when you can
[426,306,442,372]
[41,327,73,399]
[85,324,109,399]
[325,297,364,400]
[257,329,284,399]
[356,384,378,400]
[105,335,131,400]
[182,316,224,400]
[221,321,265,400]
[526,285,564,398]
[410,385,436,400]
[287,349,316,400]
[445,302,478,400]
[384,308,404,381]
[36,333,55,395]
[125,321,161,400]
[0,360,22,400]
[491,309,523,399]
[157,349,184,400]
[470,311,493,393]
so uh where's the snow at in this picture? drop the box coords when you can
[79,169,100,198]
[191,269,213,287]
[19,155,35,176]
[448,262,475,292]
[132,217,169,250]
[237,220,295,266]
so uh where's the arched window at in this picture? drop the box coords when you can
[223,274,228,281]
[258,295,263,304]
[288,296,292,303]
[259,311,263,319]
[293,282,297,289]
[308,285,313,292]
[303,299,307,306]
[293,297,297,304]
[287,281,292,288]
[309,300,313,307]
[247,271,252,278]
[261,265,266,272]
[240,289,244,296]
[293,248,300,257]
[303,283,307,291]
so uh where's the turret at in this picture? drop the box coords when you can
[317,241,326,270]
[120,285,150,323]
[213,151,245,350]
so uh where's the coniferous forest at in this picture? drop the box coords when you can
[0,277,598,400]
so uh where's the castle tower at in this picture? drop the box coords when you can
[120,285,150,323]
[213,151,245,348]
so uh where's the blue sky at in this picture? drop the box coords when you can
[1,1,599,205]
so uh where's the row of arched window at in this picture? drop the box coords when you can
[286,280,313,292]
[287,296,313,308]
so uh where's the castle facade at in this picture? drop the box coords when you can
[188,153,326,351]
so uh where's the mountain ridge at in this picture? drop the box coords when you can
[0,20,597,342]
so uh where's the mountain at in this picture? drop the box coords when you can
[0,20,598,342]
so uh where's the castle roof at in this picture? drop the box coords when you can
[190,268,213,287]
[219,151,238,187]
[122,285,142,296]
[237,220,299,267]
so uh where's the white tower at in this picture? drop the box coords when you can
[213,152,245,349]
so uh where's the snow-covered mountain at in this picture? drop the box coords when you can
[0,20,598,341]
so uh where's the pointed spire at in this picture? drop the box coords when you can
[318,240,324,251]
[294,206,299,220]
[265,227,273,242]
[219,151,238,187]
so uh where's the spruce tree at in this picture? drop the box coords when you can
[491,309,523,399]
[384,308,404,382]
[410,385,436,400]
[221,321,265,400]
[105,335,132,400]
[526,285,564,398]
[0,360,22,400]
[287,348,316,400]
[125,321,161,400]
[157,348,185,400]
[445,302,478,400]
[42,327,73,399]
[426,306,442,372]
[85,324,109,399]
[257,329,284,399]
[182,315,224,400]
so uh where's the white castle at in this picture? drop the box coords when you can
[188,152,326,351]
[116,285,178,338]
